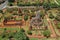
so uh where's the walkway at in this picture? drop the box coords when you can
[27,35,44,38]
[0,0,8,10]
[7,6,40,8]
[54,0,59,5]
[45,15,57,37]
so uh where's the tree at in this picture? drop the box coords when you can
[27,30,32,35]
[14,31,29,40]
[1,30,15,40]
[1,28,29,40]
[43,30,51,38]
[55,13,60,21]
[6,8,14,13]
[24,15,28,25]
[8,0,15,2]
[40,11,45,19]
[20,28,25,32]
[0,10,3,13]
[43,3,51,10]
[9,3,13,6]
[49,13,54,19]
[57,22,60,29]
[4,13,13,20]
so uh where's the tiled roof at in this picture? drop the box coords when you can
[4,20,23,25]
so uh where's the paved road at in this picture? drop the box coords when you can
[7,6,41,8]
[0,0,8,10]
[54,0,59,5]
[0,0,59,10]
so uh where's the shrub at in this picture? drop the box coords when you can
[20,28,25,32]
[43,30,51,38]
[9,3,13,6]
[14,31,29,40]
[27,30,32,35]
[57,22,60,29]
[55,13,60,21]
[49,13,54,19]
[1,30,14,39]
[4,28,7,31]
[24,15,28,21]
[0,10,3,13]
[8,0,15,2]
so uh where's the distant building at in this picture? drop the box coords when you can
[3,20,24,26]
[30,10,43,30]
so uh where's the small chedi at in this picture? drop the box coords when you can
[30,11,43,30]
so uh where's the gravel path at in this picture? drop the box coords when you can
[54,0,59,5]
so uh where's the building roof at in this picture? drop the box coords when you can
[3,20,24,25]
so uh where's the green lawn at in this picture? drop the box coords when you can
[30,38,38,40]
[0,27,20,32]
[30,37,60,40]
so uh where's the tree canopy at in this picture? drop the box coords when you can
[43,30,51,38]
[24,15,28,21]
[8,0,15,2]
[14,30,29,40]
